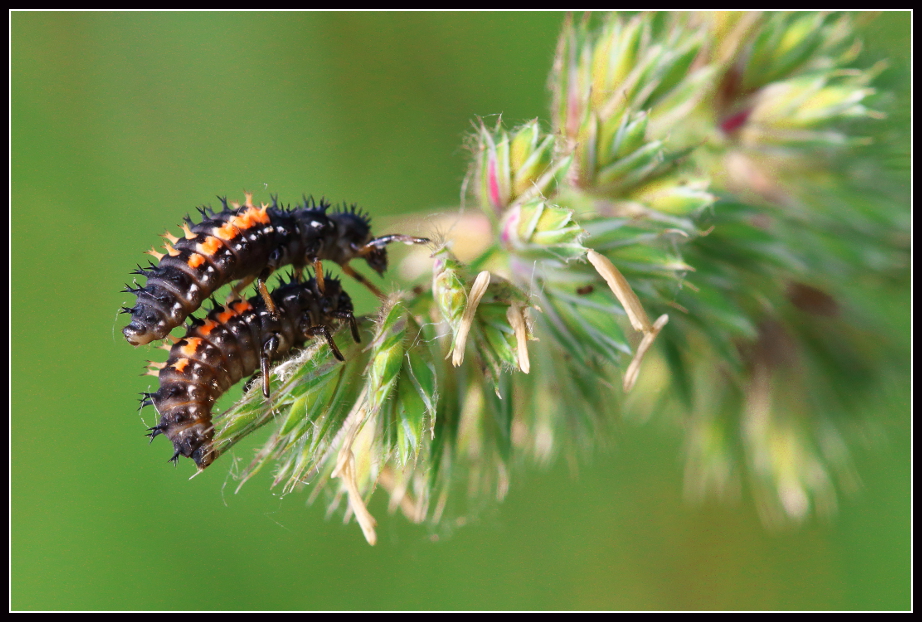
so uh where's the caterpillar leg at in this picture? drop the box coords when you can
[332,310,361,343]
[255,267,280,320]
[257,280,279,319]
[260,334,281,398]
[359,234,431,251]
[307,324,345,361]
[313,258,326,293]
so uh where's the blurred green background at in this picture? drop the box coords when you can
[12,12,910,611]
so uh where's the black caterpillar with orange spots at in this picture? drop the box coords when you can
[121,193,428,346]
[141,275,360,469]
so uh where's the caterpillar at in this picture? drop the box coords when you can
[140,275,360,469]
[121,192,428,346]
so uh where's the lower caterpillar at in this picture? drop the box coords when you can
[139,275,360,469]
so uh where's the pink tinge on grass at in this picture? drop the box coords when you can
[488,156,503,210]
[500,207,520,245]
[566,77,582,139]
[721,109,751,134]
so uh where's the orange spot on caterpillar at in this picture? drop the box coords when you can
[171,358,190,373]
[187,253,206,268]
[197,236,223,256]
[235,212,257,228]
[216,308,237,323]
[179,337,202,357]
[198,319,219,336]
[214,221,240,241]
[252,205,270,224]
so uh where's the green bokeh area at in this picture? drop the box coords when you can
[12,12,910,611]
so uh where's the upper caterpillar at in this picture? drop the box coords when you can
[121,192,428,346]
[141,275,359,469]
